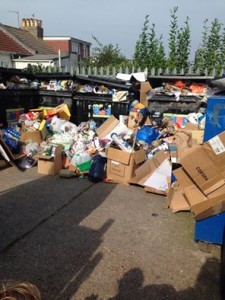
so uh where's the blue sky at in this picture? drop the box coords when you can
[1,0,225,59]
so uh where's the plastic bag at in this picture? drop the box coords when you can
[136,125,159,144]
[88,154,107,182]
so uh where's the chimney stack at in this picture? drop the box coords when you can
[21,18,43,39]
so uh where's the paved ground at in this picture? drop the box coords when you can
[0,165,222,300]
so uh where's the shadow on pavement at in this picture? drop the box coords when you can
[86,257,221,300]
[0,175,116,299]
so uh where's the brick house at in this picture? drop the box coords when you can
[0,18,91,71]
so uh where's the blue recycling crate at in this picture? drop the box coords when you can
[204,96,225,142]
[194,211,225,245]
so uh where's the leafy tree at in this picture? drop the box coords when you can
[218,27,225,73]
[133,15,150,68]
[156,36,167,71]
[24,63,44,73]
[82,35,127,67]
[193,19,209,73]
[167,6,179,71]
[194,19,225,75]
[204,18,222,73]
[147,23,158,69]
[176,17,191,72]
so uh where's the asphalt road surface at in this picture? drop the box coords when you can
[0,166,222,300]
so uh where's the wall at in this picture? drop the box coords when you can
[0,53,13,68]
[13,60,54,69]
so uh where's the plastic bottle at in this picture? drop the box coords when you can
[71,152,91,166]
[111,133,132,152]
[71,153,82,166]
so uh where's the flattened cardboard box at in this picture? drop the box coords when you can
[202,130,225,177]
[179,144,225,195]
[173,167,225,220]
[182,123,204,145]
[96,115,131,140]
[96,115,119,139]
[166,182,190,213]
[38,145,63,175]
[106,147,146,184]
[130,150,171,195]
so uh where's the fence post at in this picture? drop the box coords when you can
[212,68,216,77]
[112,67,116,78]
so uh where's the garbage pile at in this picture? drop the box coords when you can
[0,95,213,216]
[148,80,208,102]
[2,73,225,226]
[0,74,39,90]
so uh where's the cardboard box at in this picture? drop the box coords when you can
[183,123,204,145]
[42,103,71,121]
[179,144,225,195]
[96,115,131,140]
[140,81,152,107]
[173,167,207,206]
[106,147,146,184]
[173,167,225,220]
[130,150,171,195]
[173,130,192,162]
[202,131,225,178]
[128,111,152,129]
[38,145,63,175]
[96,115,119,139]
[166,182,190,213]
[20,120,47,144]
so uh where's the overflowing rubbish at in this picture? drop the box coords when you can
[2,70,225,230]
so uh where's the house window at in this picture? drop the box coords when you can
[71,42,79,53]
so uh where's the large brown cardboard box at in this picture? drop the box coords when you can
[106,147,146,184]
[179,144,225,195]
[21,131,44,144]
[173,167,225,220]
[202,131,225,177]
[20,120,47,144]
[38,145,63,175]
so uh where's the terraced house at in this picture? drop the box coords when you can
[0,18,91,71]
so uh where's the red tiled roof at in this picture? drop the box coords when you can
[0,29,31,55]
[44,40,69,53]
[0,24,55,55]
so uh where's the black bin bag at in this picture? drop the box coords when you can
[88,154,107,182]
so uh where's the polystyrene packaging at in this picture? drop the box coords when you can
[111,133,132,152]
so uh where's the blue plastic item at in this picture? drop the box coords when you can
[2,128,21,150]
[203,96,225,142]
[88,154,107,182]
[136,125,159,144]
[194,211,225,245]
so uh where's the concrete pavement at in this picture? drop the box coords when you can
[0,165,222,300]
